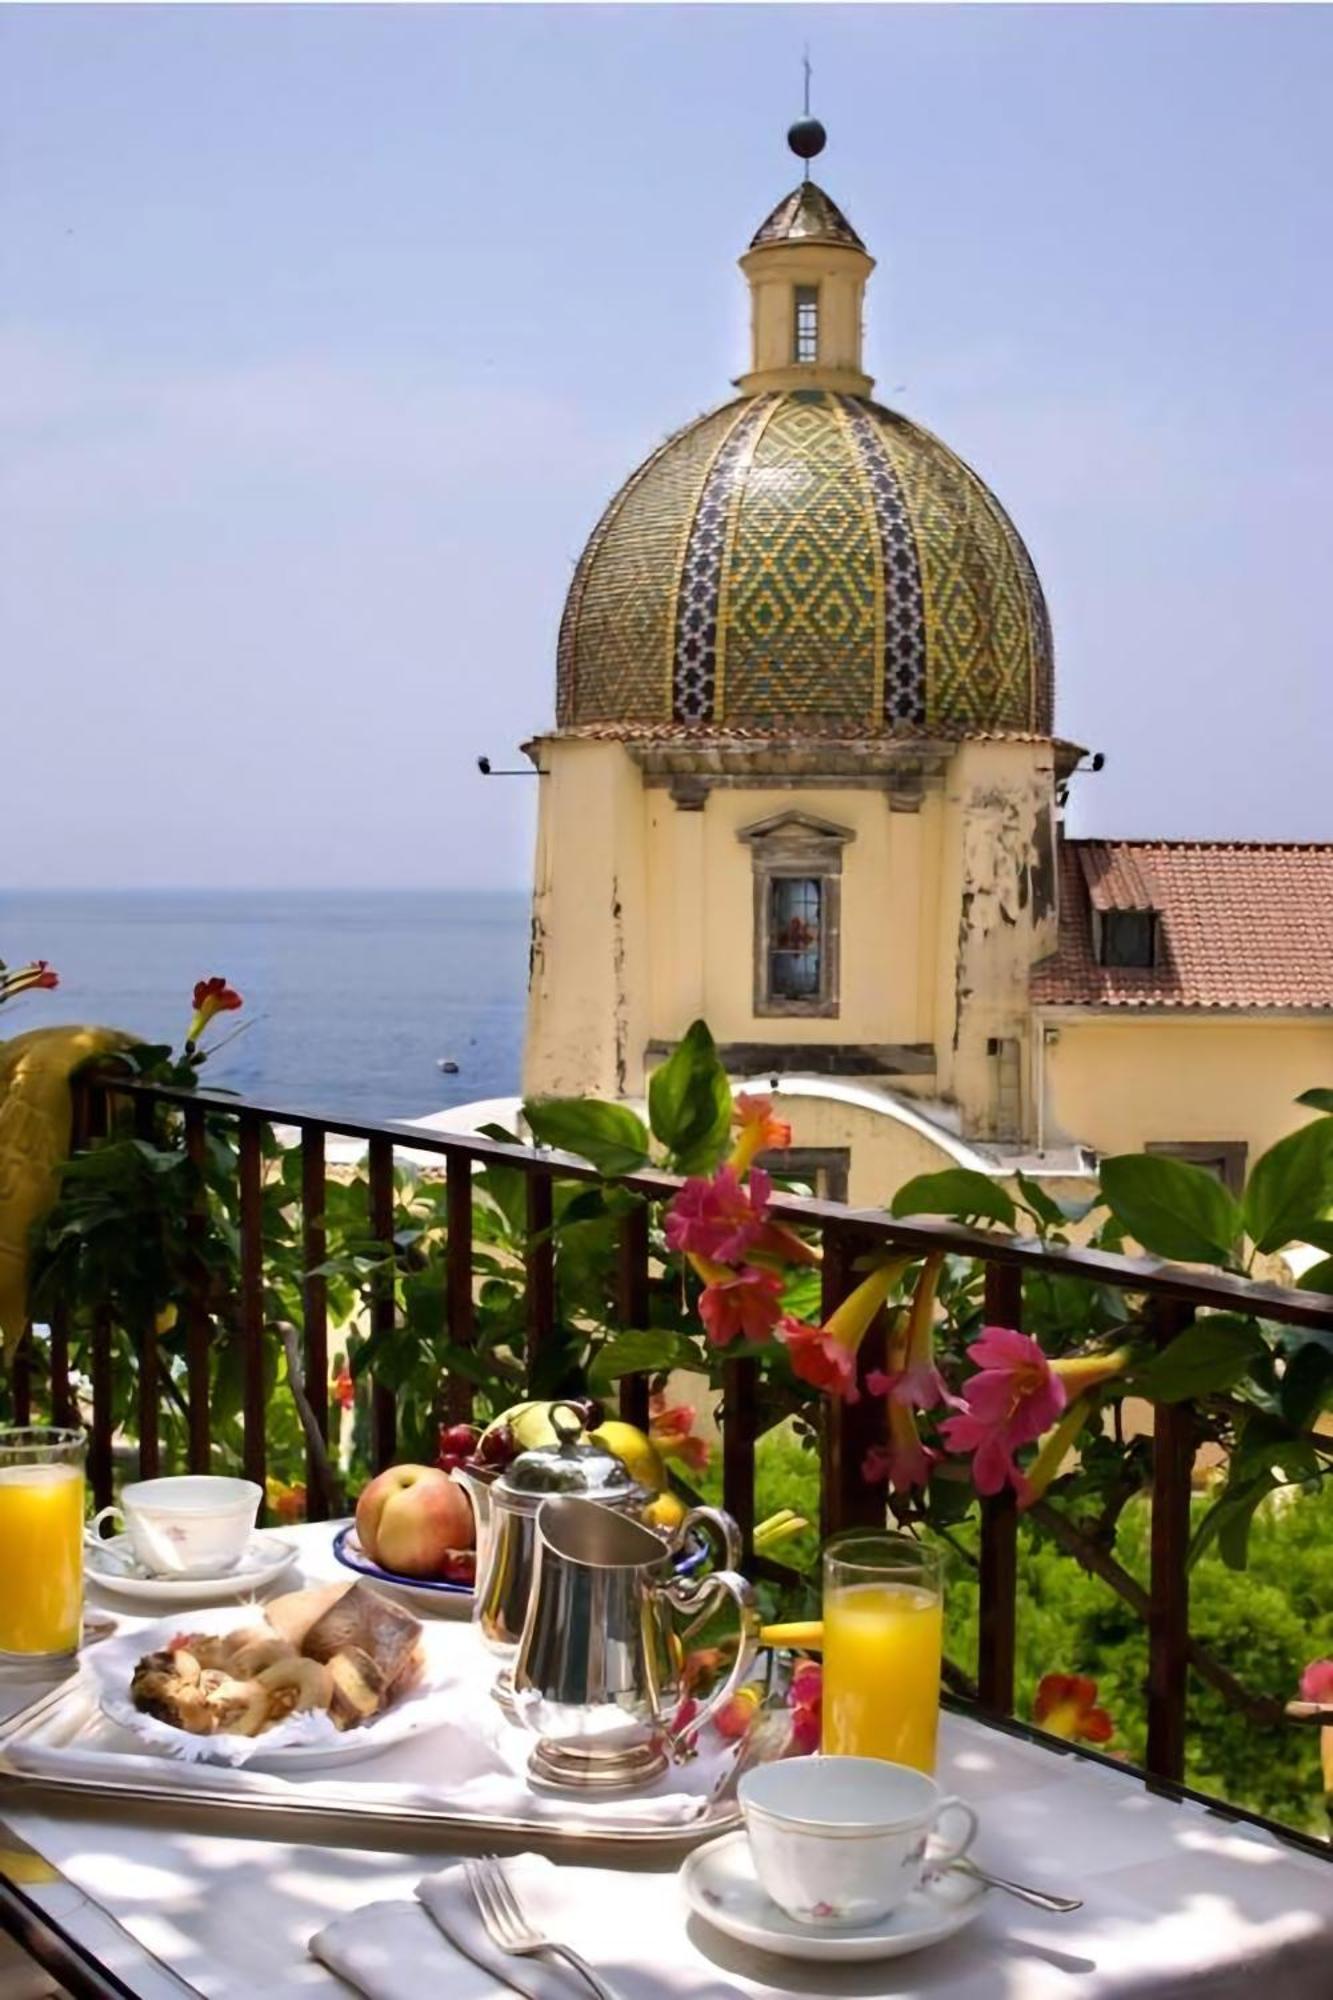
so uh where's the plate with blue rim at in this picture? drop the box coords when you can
[331,1524,474,1612]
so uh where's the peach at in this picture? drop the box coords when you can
[355,1464,474,1578]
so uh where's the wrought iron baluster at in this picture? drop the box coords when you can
[524,1171,555,1392]
[238,1112,267,1498]
[1147,1298,1195,1782]
[367,1136,397,1471]
[444,1147,476,1424]
[977,1261,1021,1715]
[301,1126,330,1518]
[616,1198,651,1431]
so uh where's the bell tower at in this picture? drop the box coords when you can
[736,111,874,398]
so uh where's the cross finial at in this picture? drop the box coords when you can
[787,49,826,180]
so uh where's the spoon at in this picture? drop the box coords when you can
[943,1858,1083,1913]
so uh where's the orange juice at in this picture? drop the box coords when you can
[0,1461,85,1657]
[822,1580,943,1772]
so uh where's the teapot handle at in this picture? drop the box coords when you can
[668,1504,743,1573]
[662,1567,761,1757]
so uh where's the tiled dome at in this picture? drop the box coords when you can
[556,388,1053,738]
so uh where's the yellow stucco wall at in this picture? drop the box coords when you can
[525,736,1061,1143]
[1043,1015,1333,1164]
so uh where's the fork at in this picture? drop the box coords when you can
[464,1855,619,2000]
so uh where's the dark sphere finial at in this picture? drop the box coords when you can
[787,116,826,163]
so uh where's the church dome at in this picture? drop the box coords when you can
[556,386,1053,738]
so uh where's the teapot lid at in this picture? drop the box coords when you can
[501,1402,638,1498]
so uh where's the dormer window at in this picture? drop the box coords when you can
[793,285,819,363]
[1098,909,1158,968]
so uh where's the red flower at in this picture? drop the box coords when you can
[939,1326,1066,1500]
[1034,1673,1114,1745]
[776,1315,861,1402]
[0,959,60,1002]
[649,1392,712,1474]
[788,1659,822,1754]
[774,1258,910,1406]
[728,1092,793,1175]
[1300,1659,1333,1704]
[698,1264,785,1347]
[665,1165,771,1265]
[332,1365,354,1411]
[186,975,243,1045]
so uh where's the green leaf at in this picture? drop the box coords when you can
[1293,1220,1333,1255]
[1279,1341,1333,1429]
[1135,1314,1265,1402]
[891,1169,1016,1230]
[587,1328,704,1392]
[1242,1119,1333,1254]
[1296,1088,1333,1114]
[1014,1172,1066,1231]
[646,1020,732,1173]
[1297,1257,1333,1293]
[1098,1154,1242,1265]
[521,1098,651,1177]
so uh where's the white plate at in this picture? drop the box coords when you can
[84,1532,299,1605]
[680,1830,986,1964]
[83,1601,458,1772]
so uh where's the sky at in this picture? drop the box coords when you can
[3,3,1331,890]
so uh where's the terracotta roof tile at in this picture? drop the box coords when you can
[1034,841,1333,1009]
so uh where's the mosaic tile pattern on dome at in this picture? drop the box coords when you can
[671,396,776,722]
[720,392,880,729]
[560,402,744,724]
[559,387,1052,738]
[840,399,928,727]
[872,410,1040,733]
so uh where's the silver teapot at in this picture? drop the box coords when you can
[512,1493,761,1793]
[452,1403,646,1670]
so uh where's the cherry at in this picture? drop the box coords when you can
[435,1451,464,1474]
[478,1422,517,1466]
[438,1422,481,1457]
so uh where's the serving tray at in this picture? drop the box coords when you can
[0,1668,743,1854]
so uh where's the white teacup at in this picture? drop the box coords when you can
[738,1755,978,1929]
[87,1476,262,1579]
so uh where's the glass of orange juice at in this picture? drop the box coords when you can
[0,1427,87,1662]
[822,1530,943,1773]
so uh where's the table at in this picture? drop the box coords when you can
[2,1523,1330,1999]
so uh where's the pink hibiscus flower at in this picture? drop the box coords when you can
[698,1265,785,1347]
[665,1164,771,1265]
[939,1326,1066,1499]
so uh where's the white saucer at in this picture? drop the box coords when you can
[680,1831,986,1964]
[84,1532,299,1605]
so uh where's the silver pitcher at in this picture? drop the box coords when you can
[512,1493,761,1793]
[452,1405,647,1676]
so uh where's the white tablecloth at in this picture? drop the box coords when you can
[2,1523,1330,1998]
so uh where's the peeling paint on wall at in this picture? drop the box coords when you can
[611,879,627,1097]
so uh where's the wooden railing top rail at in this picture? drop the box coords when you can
[112,1080,1333,1331]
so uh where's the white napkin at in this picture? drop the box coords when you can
[310,1855,742,1999]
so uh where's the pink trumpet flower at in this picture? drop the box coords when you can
[939,1326,1067,1499]
[665,1165,772,1266]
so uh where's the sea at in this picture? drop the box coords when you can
[0,890,531,1123]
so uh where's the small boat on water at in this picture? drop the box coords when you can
[436,1058,460,1074]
